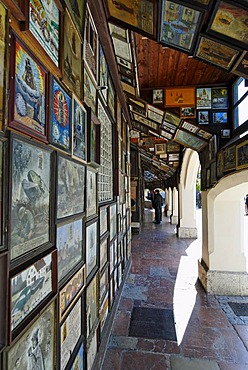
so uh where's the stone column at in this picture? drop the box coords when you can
[171,187,179,225]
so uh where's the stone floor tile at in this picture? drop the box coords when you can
[121,351,171,370]
[218,362,248,370]
[234,324,248,351]
[170,356,219,370]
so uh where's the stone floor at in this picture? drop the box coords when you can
[101,209,248,370]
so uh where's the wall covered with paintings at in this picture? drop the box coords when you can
[0,1,131,369]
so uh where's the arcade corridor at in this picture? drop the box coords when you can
[101,210,248,370]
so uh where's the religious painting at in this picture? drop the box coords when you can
[65,0,86,39]
[160,1,203,53]
[86,273,99,338]
[100,206,108,237]
[100,235,108,272]
[11,252,54,332]
[70,342,84,370]
[175,129,207,151]
[83,67,96,114]
[72,95,87,163]
[152,89,163,104]
[197,110,210,124]
[86,166,97,219]
[221,129,230,139]
[165,87,196,107]
[197,129,212,140]
[0,2,7,130]
[211,87,228,109]
[181,121,199,134]
[99,44,108,103]
[109,203,117,241]
[63,10,82,98]
[195,35,240,71]
[9,135,52,261]
[196,87,211,109]
[23,0,60,66]
[207,0,248,49]
[83,5,98,82]
[51,78,71,152]
[0,137,6,249]
[232,51,248,80]
[106,0,157,39]
[7,301,56,370]
[87,111,100,167]
[109,22,129,42]
[86,218,98,279]
[236,140,248,170]
[154,143,166,155]
[180,107,196,119]
[223,144,236,171]
[212,111,228,124]
[108,76,115,120]
[57,218,84,283]
[217,150,224,178]
[56,155,85,219]
[9,34,48,142]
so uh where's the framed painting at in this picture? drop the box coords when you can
[105,0,157,39]
[72,95,87,162]
[86,166,98,219]
[50,77,71,152]
[109,203,117,241]
[108,76,116,120]
[147,105,164,124]
[6,301,56,370]
[9,33,48,142]
[174,129,207,151]
[154,143,166,155]
[87,329,97,370]
[221,129,231,139]
[210,161,217,185]
[60,297,82,370]
[0,136,6,250]
[206,167,210,188]
[9,134,52,262]
[164,111,181,126]
[236,140,248,170]
[57,217,84,283]
[83,5,98,83]
[118,64,134,79]
[109,22,129,42]
[181,121,199,134]
[86,218,98,280]
[86,272,99,338]
[0,253,7,348]
[180,107,196,119]
[212,111,228,124]
[69,342,84,370]
[160,0,203,53]
[98,44,108,103]
[196,87,211,109]
[232,51,248,80]
[112,36,132,62]
[56,154,85,220]
[21,0,61,66]
[100,234,108,272]
[116,55,132,70]
[165,87,196,107]
[152,89,163,104]
[62,10,82,99]
[217,150,224,178]
[207,0,248,49]
[2,0,25,20]
[197,129,212,140]
[0,2,7,130]
[166,141,180,153]
[212,87,229,109]
[100,292,109,334]
[197,110,210,124]
[83,67,97,114]
[10,251,56,335]
[194,35,240,71]
[209,135,217,161]
[100,264,109,304]
[64,0,86,39]
[192,0,212,6]
[87,109,100,167]
[161,121,177,134]
[59,265,85,321]
[223,144,236,171]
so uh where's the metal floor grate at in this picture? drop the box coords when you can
[129,307,177,341]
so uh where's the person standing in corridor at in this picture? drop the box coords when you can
[152,189,163,224]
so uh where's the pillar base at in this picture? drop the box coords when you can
[167,210,172,217]
[198,259,248,295]
[177,226,197,238]
[171,215,178,225]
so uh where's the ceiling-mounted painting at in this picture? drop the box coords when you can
[105,0,158,39]
[65,0,86,39]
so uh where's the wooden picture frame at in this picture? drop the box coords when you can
[212,111,228,124]
[60,296,83,370]
[217,150,224,178]
[147,105,164,124]
[2,0,25,21]
[98,44,108,104]
[72,94,87,163]
[62,9,82,99]
[232,51,248,80]
[223,144,236,171]
[180,107,196,119]
[57,217,84,284]
[87,109,100,167]
[9,134,53,262]
[86,272,99,338]
[64,0,86,40]
[236,140,248,170]
[165,86,196,107]
[196,87,211,109]
[10,250,57,338]
[0,253,8,349]
[83,66,97,114]
[152,89,163,104]
[154,143,166,155]
[194,34,240,71]
[207,0,248,49]
[59,265,85,321]
[160,0,203,53]
[9,33,49,142]
[50,77,71,152]
[210,161,217,185]
[197,109,210,124]
[83,5,98,83]
[85,218,98,281]
[21,0,61,67]
[6,300,56,370]
[105,0,158,39]
[208,135,217,161]
[100,233,109,272]
[212,87,229,109]
[56,154,85,220]
[175,129,207,151]
[0,136,7,250]
[0,2,8,131]
[109,22,129,42]
[108,76,116,120]
[86,166,98,220]
[116,55,132,70]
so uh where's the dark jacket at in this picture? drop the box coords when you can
[152,193,162,208]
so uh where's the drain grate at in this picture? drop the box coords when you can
[228,302,248,317]
[129,307,177,341]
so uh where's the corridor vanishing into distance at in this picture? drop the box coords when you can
[102,210,248,370]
